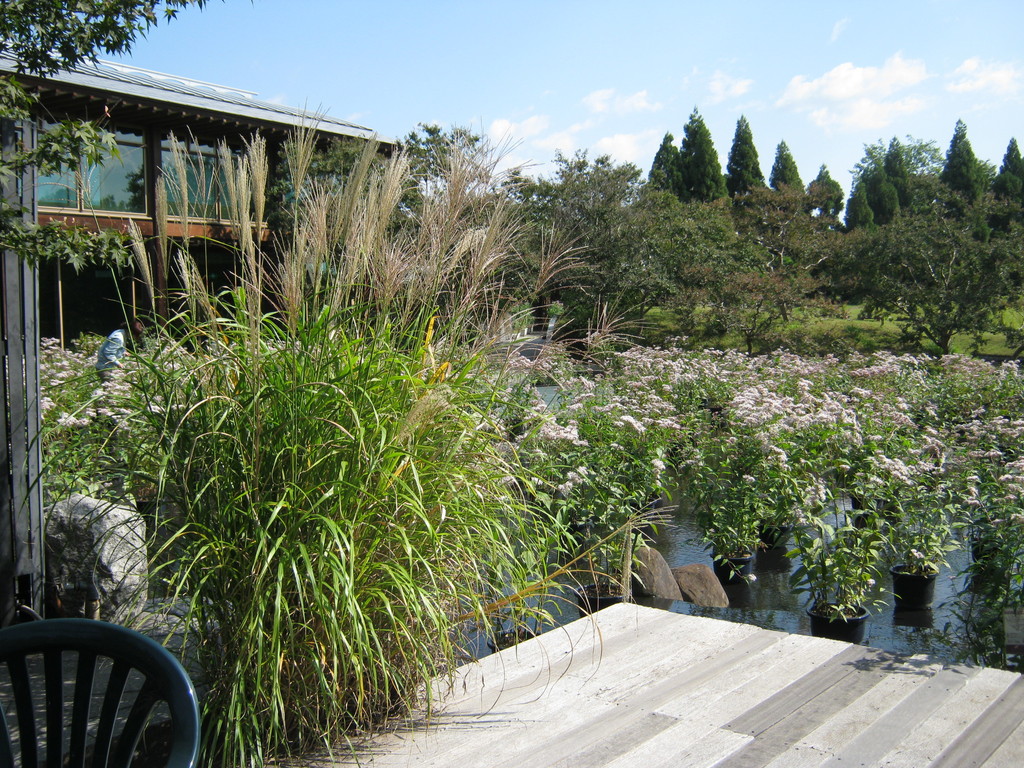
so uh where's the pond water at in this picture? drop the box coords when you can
[471,498,991,667]
[642,500,974,664]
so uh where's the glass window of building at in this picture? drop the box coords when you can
[84,129,146,212]
[161,137,225,219]
[37,124,147,214]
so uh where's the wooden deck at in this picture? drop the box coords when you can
[316,603,1024,768]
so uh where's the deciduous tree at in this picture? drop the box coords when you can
[854,189,1021,353]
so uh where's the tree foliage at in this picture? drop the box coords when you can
[725,116,764,197]
[677,108,726,203]
[519,151,651,335]
[994,138,1024,205]
[941,120,990,203]
[0,1,207,73]
[648,132,681,194]
[846,136,944,229]
[853,190,1022,353]
[769,141,802,191]
[0,0,207,268]
[807,165,844,220]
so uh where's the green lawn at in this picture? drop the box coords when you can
[639,305,1021,359]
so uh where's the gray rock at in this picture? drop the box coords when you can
[672,564,729,608]
[632,546,683,601]
[46,494,148,620]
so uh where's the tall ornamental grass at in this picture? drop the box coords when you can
[125,135,559,765]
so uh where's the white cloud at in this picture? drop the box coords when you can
[708,71,753,104]
[489,115,550,142]
[617,90,662,114]
[808,96,926,130]
[830,18,849,43]
[583,88,615,113]
[582,88,662,115]
[593,129,662,164]
[777,54,929,130]
[947,58,1022,95]
[533,121,593,156]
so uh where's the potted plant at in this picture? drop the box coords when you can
[885,496,962,610]
[688,430,793,583]
[789,510,886,643]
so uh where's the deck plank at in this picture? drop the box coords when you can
[811,664,981,768]
[928,675,1024,768]
[871,667,1021,768]
[315,605,1024,768]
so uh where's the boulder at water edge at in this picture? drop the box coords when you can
[632,546,684,601]
[672,564,729,607]
[46,494,148,620]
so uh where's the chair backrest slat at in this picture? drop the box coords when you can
[6,653,38,767]
[91,659,131,767]
[68,649,98,768]
[111,680,162,768]
[0,619,200,768]
[43,649,63,768]
[0,709,14,768]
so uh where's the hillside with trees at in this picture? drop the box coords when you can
[494,113,1024,356]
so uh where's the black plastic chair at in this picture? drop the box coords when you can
[0,618,200,767]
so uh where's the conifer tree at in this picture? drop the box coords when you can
[941,120,987,202]
[677,108,726,202]
[769,141,802,190]
[648,132,681,194]
[883,138,911,209]
[725,115,764,197]
[807,165,845,219]
[993,138,1024,204]
[845,183,874,229]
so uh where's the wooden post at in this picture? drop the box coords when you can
[1,118,45,626]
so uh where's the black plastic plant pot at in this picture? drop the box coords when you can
[807,605,869,644]
[890,565,938,611]
[712,553,754,585]
[576,584,625,615]
[758,524,793,551]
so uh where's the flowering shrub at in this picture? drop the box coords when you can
[790,514,886,620]
[39,335,140,501]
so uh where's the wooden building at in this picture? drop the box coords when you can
[1,55,395,342]
[0,56,393,624]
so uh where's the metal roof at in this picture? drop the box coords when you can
[0,55,393,145]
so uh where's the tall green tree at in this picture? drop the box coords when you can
[845,183,874,230]
[851,183,1021,353]
[941,119,989,202]
[677,108,726,203]
[883,138,912,209]
[725,115,764,197]
[993,138,1024,204]
[519,151,651,334]
[807,165,845,220]
[846,136,943,228]
[648,132,681,194]
[769,140,802,190]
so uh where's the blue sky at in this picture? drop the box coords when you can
[121,0,1024,196]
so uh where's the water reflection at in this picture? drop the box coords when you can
[648,498,975,665]
[470,495,1005,669]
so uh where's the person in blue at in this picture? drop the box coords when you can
[95,318,144,381]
